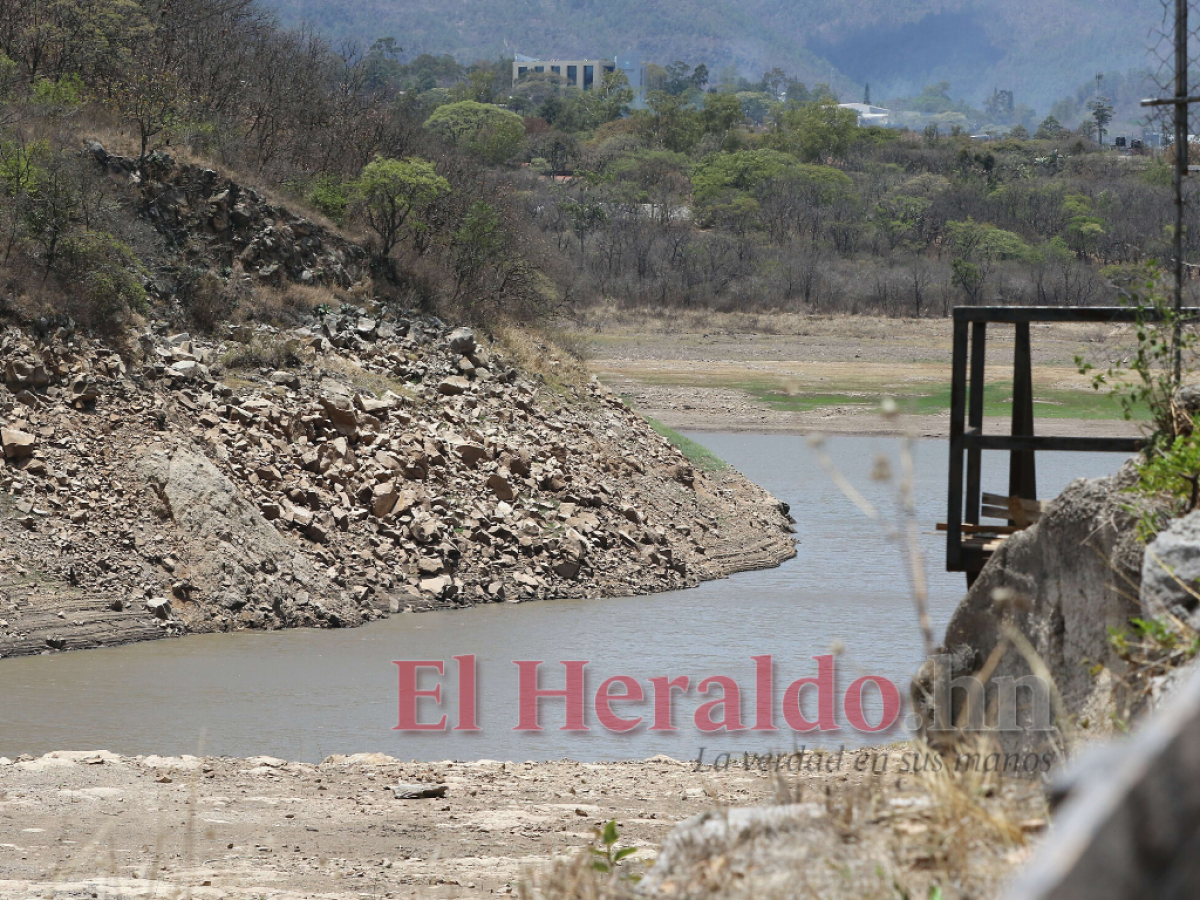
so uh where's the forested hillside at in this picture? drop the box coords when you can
[0,0,1189,335]
[265,0,1157,111]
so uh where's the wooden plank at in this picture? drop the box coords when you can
[1010,321,1037,508]
[946,318,969,572]
[962,537,1008,552]
[953,306,1200,324]
[964,433,1144,453]
[982,493,1044,512]
[982,505,1041,522]
[937,522,1023,535]
[966,321,986,527]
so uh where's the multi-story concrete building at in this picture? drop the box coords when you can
[512,56,617,91]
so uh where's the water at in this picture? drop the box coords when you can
[0,434,1125,763]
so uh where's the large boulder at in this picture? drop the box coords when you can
[135,445,353,630]
[448,326,475,355]
[912,466,1145,754]
[1,427,36,460]
[1142,510,1200,630]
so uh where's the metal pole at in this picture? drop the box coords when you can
[1175,0,1188,386]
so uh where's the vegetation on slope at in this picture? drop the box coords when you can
[0,0,1188,346]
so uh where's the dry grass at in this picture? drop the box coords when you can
[220,334,308,372]
[321,352,417,399]
[521,744,1045,900]
[497,324,592,391]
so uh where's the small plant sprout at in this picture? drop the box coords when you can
[590,819,638,875]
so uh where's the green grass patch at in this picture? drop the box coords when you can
[751,379,1150,421]
[645,417,727,471]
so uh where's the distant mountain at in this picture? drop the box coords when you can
[264,0,1158,112]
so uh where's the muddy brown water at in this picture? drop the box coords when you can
[0,433,1124,762]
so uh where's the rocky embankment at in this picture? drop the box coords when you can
[0,310,794,657]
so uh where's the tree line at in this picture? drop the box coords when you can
[0,0,1192,336]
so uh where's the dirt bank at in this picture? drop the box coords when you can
[0,747,1045,900]
[576,309,1144,438]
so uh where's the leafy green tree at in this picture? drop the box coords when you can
[423,100,525,164]
[595,69,634,121]
[638,91,703,153]
[761,67,789,98]
[451,200,505,301]
[768,97,858,162]
[30,73,84,110]
[874,195,932,251]
[736,91,774,126]
[56,230,148,333]
[351,156,450,258]
[701,92,742,134]
[1086,96,1114,145]
[605,149,691,224]
[785,80,810,103]
[947,218,1029,303]
[1063,193,1105,254]
[1034,116,1064,139]
[692,149,799,204]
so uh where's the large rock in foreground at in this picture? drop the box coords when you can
[912,467,1144,754]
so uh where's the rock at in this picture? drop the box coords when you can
[145,597,172,619]
[437,376,471,396]
[486,472,517,502]
[355,394,393,415]
[642,805,819,895]
[5,360,51,389]
[448,327,476,355]
[455,442,488,468]
[668,463,695,488]
[372,483,399,518]
[912,466,1145,754]
[419,575,452,597]
[1005,665,1200,900]
[412,519,441,543]
[70,377,98,403]
[1,427,36,459]
[552,559,582,579]
[270,370,300,389]
[136,445,348,628]
[417,557,443,576]
[318,397,358,436]
[389,782,448,799]
[392,490,418,518]
[168,360,207,381]
[355,317,378,340]
[1142,510,1200,629]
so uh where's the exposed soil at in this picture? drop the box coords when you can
[0,747,1046,900]
[575,310,1145,438]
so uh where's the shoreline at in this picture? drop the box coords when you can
[647,409,1146,440]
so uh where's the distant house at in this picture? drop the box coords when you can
[512,56,616,91]
[839,103,890,126]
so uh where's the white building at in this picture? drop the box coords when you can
[839,103,890,126]
[512,56,617,91]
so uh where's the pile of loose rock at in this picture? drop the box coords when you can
[0,308,795,657]
[87,142,367,289]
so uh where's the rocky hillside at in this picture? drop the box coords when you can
[0,303,795,657]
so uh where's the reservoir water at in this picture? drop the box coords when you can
[0,433,1127,762]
